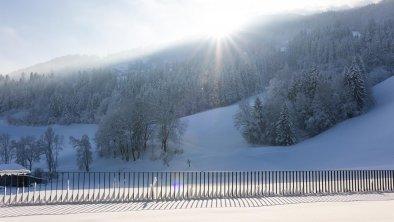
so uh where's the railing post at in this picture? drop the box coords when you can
[3,176,6,204]
[347,170,350,193]
[363,170,367,192]
[376,170,379,192]
[324,171,328,193]
[349,170,352,193]
[332,170,335,193]
[358,170,362,193]
[243,171,246,196]
[391,170,394,191]
[259,171,262,196]
[370,170,376,192]
[372,170,376,192]
[8,175,12,204]
[327,170,330,193]
[380,170,383,191]
[282,171,285,196]
[385,170,389,192]
[199,172,202,198]
[307,171,311,195]
[227,171,230,197]
[342,170,345,193]
[273,171,276,195]
[27,173,31,204]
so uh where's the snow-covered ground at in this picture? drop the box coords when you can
[1,76,394,171]
[2,193,394,222]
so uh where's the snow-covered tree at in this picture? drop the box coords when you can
[234,100,259,144]
[95,110,125,159]
[252,97,266,143]
[152,81,186,154]
[305,94,334,135]
[69,134,93,172]
[344,62,369,115]
[0,133,13,164]
[275,104,297,146]
[302,67,320,100]
[38,127,62,173]
[54,135,63,172]
[13,136,40,171]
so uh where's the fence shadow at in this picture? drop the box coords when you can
[1,192,394,218]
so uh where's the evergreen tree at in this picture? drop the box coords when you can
[252,97,266,144]
[235,100,259,144]
[305,94,333,135]
[344,63,368,114]
[275,104,297,146]
[354,55,367,79]
[303,66,320,100]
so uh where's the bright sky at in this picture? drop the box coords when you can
[0,0,379,74]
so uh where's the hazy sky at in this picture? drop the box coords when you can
[0,0,379,74]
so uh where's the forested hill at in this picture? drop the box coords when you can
[0,0,393,126]
[0,1,393,166]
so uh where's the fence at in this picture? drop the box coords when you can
[1,170,394,206]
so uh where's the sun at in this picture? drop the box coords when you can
[204,22,235,39]
[195,9,244,39]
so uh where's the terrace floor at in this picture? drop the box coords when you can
[1,193,394,222]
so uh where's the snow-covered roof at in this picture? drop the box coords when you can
[0,164,30,176]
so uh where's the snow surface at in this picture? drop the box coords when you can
[2,193,394,222]
[1,76,394,171]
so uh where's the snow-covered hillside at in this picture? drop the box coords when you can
[1,76,394,171]
[172,75,394,170]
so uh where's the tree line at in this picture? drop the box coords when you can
[235,56,372,146]
[0,128,92,172]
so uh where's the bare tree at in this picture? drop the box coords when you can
[0,133,13,164]
[54,135,64,172]
[38,127,61,173]
[69,134,93,172]
[14,136,40,171]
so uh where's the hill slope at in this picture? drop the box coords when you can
[1,76,394,171]
[175,75,394,170]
